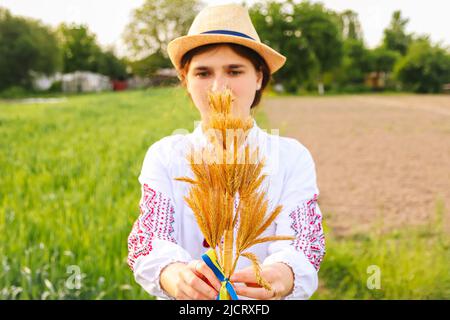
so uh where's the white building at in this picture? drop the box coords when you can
[61,71,112,93]
[31,72,62,91]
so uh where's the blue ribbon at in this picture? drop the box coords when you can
[200,29,256,41]
[201,250,239,300]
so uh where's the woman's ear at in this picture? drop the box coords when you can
[256,69,263,90]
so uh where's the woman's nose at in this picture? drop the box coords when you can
[211,75,228,92]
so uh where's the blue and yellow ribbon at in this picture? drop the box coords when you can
[201,249,239,300]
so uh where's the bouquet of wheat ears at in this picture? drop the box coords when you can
[175,88,294,300]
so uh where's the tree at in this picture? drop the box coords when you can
[123,0,201,61]
[382,10,413,56]
[369,47,400,74]
[339,9,364,42]
[334,38,371,88]
[394,37,450,93]
[292,1,343,94]
[333,10,369,89]
[249,0,317,93]
[97,49,128,80]
[57,23,102,73]
[249,0,343,94]
[0,8,62,90]
[57,23,126,78]
[365,46,400,90]
[127,49,172,77]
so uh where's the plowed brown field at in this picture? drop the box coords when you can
[262,94,450,236]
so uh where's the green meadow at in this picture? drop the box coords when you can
[0,87,448,299]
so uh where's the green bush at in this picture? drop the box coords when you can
[313,198,449,299]
[0,86,28,99]
[48,81,62,93]
[394,38,450,93]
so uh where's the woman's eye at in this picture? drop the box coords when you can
[196,72,209,77]
[196,71,242,78]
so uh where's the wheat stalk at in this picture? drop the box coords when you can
[175,88,294,295]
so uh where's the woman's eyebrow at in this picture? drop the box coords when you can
[192,64,246,71]
[226,64,246,69]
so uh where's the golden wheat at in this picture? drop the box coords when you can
[175,88,294,294]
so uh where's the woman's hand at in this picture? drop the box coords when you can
[160,260,222,300]
[230,263,294,300]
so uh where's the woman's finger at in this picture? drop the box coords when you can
[194,260,222,292]
[175,288,190,300]
[234,284,280,300]
[182,263,218,299]
[231,265,277,284]
[230,266,256,283]
[179,275,214,300]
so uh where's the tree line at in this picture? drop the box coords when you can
[123,0,450,94]
[1,0,449,95]
[0,7,127,93]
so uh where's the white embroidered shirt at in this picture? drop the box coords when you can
[127,120,325,300]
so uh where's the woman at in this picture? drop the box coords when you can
[127,3,325,300]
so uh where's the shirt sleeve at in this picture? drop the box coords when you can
[262,139,326,300]
[127,137,193,300]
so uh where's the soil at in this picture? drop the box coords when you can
[262,94,450,236]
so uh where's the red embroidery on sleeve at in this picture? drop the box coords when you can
[289,194,326,270]
[127,184,176,271]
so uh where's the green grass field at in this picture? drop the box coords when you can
[0,87,448,299]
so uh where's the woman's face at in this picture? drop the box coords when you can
[185,45,263,121]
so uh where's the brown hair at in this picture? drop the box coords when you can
[178,43,271,109]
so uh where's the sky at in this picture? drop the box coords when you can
[1,0,449,58]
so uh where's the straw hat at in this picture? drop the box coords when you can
[167,3,287,79]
